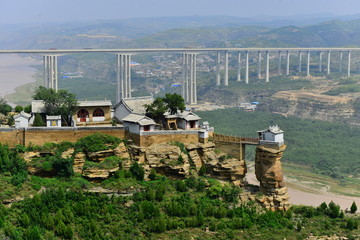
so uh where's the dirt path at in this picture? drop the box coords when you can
[0,54,40,98]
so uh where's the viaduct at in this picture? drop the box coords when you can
[0,48,358,105]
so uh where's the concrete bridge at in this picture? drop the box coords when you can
[0,47,359,105]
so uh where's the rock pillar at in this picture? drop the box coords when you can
[254,144,290,211]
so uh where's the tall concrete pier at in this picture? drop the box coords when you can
[43,55,58,91]
[258,51,262,79]
[245,51,249,84]
[286,51,290,75]
[306,51,311,76]
[278,51,282,75]
[319,51,323,73]
[347,50,351,77]
[216,52,221,86]
[182,53,197,104]
[298,51,302,72]
[237,52,241,82]
[224,51,229,86]
[265,51,270,82]
[116,53,131,102]
[327,50,331,74]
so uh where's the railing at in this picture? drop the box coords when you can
[213,133,259,145]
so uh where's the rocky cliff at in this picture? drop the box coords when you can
[254,144,290,211]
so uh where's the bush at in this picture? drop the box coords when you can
[130,162,144,181]
[52,157,74,178]
[33,113,45,126]
[14,106,23,113]
[75,133,121,153]
[350,201,357,213]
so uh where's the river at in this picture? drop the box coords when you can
[0,54,40,98]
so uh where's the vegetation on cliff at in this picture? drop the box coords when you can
[0,134,358,239]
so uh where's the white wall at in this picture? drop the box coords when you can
[15,117,29,128]
[124,122,140,134]
[114,104,131,122]
[93,117,105,122]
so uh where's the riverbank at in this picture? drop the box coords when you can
[0,54,40,104]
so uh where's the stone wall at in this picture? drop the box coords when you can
[0,127,126,147]
[127,130,200,147]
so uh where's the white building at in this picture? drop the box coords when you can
[257,125,284,146]
[176,111,201,130]
[122,113,156,134]
[14,111,31,128]
[113,96,154,122]
[46,115,62,127]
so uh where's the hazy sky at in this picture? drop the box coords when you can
[1,0,360,24]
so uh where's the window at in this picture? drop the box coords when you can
[77,109,89,118]
[93,108,105,117]
[143,125,150,131]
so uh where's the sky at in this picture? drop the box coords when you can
[1,0,360,24]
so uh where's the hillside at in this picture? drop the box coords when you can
[0,134,358,239]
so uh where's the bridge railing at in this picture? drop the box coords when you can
[212,133,259,144]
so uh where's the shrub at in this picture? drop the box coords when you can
[130,162,145,181]
[75,133,121,153]
[14,106,23,113]
[149,169,157,181]
[350,201,357,213]
[52,157,74,178]
[32,113,45,126]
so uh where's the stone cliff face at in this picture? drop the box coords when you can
[258,95,354,123]
[255,144,290,211]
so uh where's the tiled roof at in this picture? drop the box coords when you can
[14,111,31,119]
[116,96,154,114]
[78,100,112,107]
[122,113,156,126]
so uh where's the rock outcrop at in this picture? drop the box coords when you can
[144,143,190,179]
[255,144,290,211]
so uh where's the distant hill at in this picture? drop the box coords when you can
[3,15,360,50]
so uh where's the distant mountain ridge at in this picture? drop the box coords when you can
[2,15,360,49]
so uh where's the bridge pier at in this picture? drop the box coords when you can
[224,51,229,86]
[286,50,290,75]
[258,51,262,79]
[116,53,131,102]
[339,51,343,73]
[245,51,249,84]
[327,50,331,74]
[319,51,323,73]
[298,51,302,73]
[182,53,197,104]
[265,51,270,82]
[306,50,311,76]
[216,52,221,86]
[237,52,241,81]
[43,55,58,91]
[278,51,282,75]
[347,50,351,77]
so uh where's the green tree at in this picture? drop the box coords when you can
[32,113,45,126]
[0,98,12,116]
[7,116,14,126]
[350,201,357,213]
[163,93,186,115]
[33,86,77,126]
[144,93,186,123]
[23,105,32,113]
[14,106,23,113]
[144,97,167,123]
